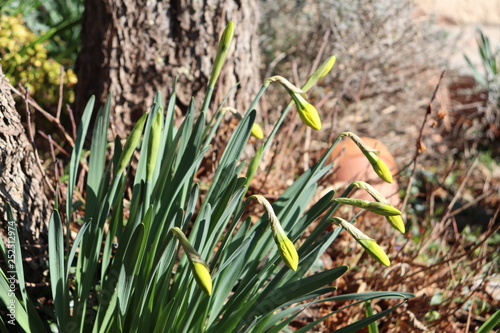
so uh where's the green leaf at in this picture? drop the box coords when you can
[48,210,67,329]
[477,309,500,333]
[242,266,348,327]
[332,301,407,333]
[365,301,379,333]
[67,96,94,221]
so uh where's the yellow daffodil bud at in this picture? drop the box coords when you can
[251,123,265,139]
[339,132,394,183]
[330,217,390,266]
[357,239,391,266]
[146,110,163,182]
[208,21,234,88]
[249,195,299,271]
[365,151,394,184]
[302,55,337,92]
[191,261,213,296]
[170,227,212,296]
[222,107,264,139]
[116,112,149,175]
[351,181,405,233]
[385,215,406,234]
[264,75,322,130]
[277,236,299,271]
[333,198,402,216]
[292,93,322,130]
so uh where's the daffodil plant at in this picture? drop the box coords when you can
[0,22,412,333]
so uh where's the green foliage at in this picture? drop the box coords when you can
[465,28,500,108]
[0,22,411,332]
[0,14,77,105]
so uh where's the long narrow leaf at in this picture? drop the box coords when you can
[48,210,67,329]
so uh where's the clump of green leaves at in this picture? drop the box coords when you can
[0,22,412,332]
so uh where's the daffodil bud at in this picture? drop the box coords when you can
[170,227,212,296]
[350,181,405,233]
[208,21,234,88]
[365,151,394,184]
[222,107,264,139]
[264,76,322,130]
[116,112,148,175]
[146,109,163,182]
[333,198,402,216]
[291,93,322,130]
[351,181,386,202]
[302,55,337,92]
[339,132,394,183]
[330,217,390,266]
[191,260,213,296]
[251,123,265,139]
[385,215,406,234]
[356,239,391,266]
[245,146,263,187]
[249,195,299,271]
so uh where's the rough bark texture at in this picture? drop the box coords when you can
[0,69,49,273]
[75,0,261,136]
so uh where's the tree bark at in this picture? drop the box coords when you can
[75,0,261,136]
[0,68,49,276]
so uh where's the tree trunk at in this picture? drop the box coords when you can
[0,69,49,279]
[75,0,261,136]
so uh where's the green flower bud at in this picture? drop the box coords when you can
[357,239,391,266]
[223,107,264,139]
[170,227,212,296]
[302,55,337,92]
[245,146,263,188]
[208,21,235,88]
[116,112,149,175]
[365,151,394,184]
[146,110,163,182]
[272,219,299,271]
[333,198,402,216]
[386,215,405,234]
[339,132,394,184]
[249,195,299,271]
[351,181,405,233]
[264,75,322,130]
[191,261,213,296]
[291,93,322,130]
[330,217,390,266]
